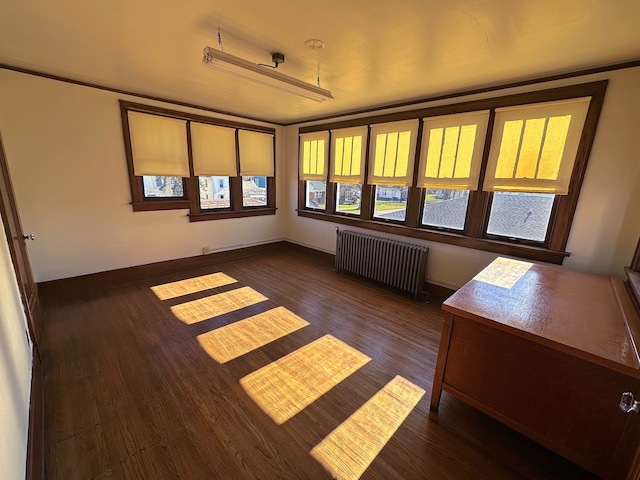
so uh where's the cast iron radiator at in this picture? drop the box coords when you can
[335,229,428,299]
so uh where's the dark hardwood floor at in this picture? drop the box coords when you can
[40,250,596,479]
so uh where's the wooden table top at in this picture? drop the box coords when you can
[443,257,640,376]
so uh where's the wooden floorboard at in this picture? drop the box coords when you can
[41,250,596,479]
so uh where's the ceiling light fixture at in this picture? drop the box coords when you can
[202,47,333,102]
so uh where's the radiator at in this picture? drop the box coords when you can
[335,229,428,299]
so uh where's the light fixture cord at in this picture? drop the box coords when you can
[217,28,224,52]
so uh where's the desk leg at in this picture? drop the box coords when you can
[430,313,454,412]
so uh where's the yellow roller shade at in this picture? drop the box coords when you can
[418,111,489,190]
[238,130,274,176]
[299,131,329,181]
[483,97,591,194]
[191,123,237,177]
[330,126,367,184]
[368,120,418,186]
[128,111,189,177]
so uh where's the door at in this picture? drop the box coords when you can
[0,131,41,352]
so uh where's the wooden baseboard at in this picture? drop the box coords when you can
[286,242,335,264]
[37,240,457,301]
[287,241,456,301]
[425,282,456,302]
[38,241,286,295]
[26,351,44,480]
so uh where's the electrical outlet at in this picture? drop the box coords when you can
[203,246,209,255]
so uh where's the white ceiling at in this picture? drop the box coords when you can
[1,0,640,125]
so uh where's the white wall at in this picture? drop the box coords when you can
[0,70,286,282]
[0,229,32,480]
[1,67,639,289]
[284,67,640,289]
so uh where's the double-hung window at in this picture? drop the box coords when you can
[331,126,367,216]
[121,101,276,220]
[297,81,607,264]
[192,122,237,210]
[127,111,190,200]
[299,131,329,210]
[369,120,419,222]
[482,97,591,243]
[418,110,489,231]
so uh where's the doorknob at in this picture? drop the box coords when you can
[22,233,35,240]
[620,392,640,414]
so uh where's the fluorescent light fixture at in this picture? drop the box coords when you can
[202,46,333,102]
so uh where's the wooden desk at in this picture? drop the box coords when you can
[430,258,640,478]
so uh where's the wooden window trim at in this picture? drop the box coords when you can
[631,237,640,273]
[297,81,608,264]
[297,205,568,264]
[120,100,276,220]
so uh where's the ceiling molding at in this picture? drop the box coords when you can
[287,58,640,126]
[2,58,640,128]
[0,63,282,126]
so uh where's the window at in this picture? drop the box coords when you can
[418,110,489,231]
[368,120,418,222]
[199,176,230,209]
[336,183,362,215]
[297,81,607,264]
[305,181,326,210]
[242,176,267,207]
[330,126,367,217]
[486,192,554,242]
[121,101,276,220]
[143,176,185,198]
[422,188,469,230]
[373,185,409,221]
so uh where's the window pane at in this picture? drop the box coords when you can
[373,185,408,221]
[142,176,184,198]
[336,183,362,216]
[422,189,469,230]
[486,192,555,242]
[242,176,267,207]
[305,181,326,210]
[199,176,230,209]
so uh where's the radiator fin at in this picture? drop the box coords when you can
[335,230,428,299]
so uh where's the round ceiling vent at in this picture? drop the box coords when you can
[304,39,325,50]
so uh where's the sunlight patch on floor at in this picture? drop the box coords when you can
[240,335,371,424]
[197,306,309,363]
[311,375,425,480]
[171,286,267,324]
[151,272,237,300]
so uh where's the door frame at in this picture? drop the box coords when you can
[0,131,41,353]
[0,130,45,480]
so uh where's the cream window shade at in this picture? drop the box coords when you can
[418,111,489,190]
[330,126,367,184]
[483,97,591,194]
[238,130,274,176]
[299,131,329,181]
[128,111,189,177]
[191,123,237,177]
[368,120,419,186]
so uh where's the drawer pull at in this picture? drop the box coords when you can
[619,392,640,414]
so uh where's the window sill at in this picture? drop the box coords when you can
[297,209,569,264]
[131,200,190,212]
[189,207,277,222]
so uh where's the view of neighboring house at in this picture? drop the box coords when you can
[242,176,267,205]
[198,176,267,208]
[376,185,408,201]
[306,181,327,208]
